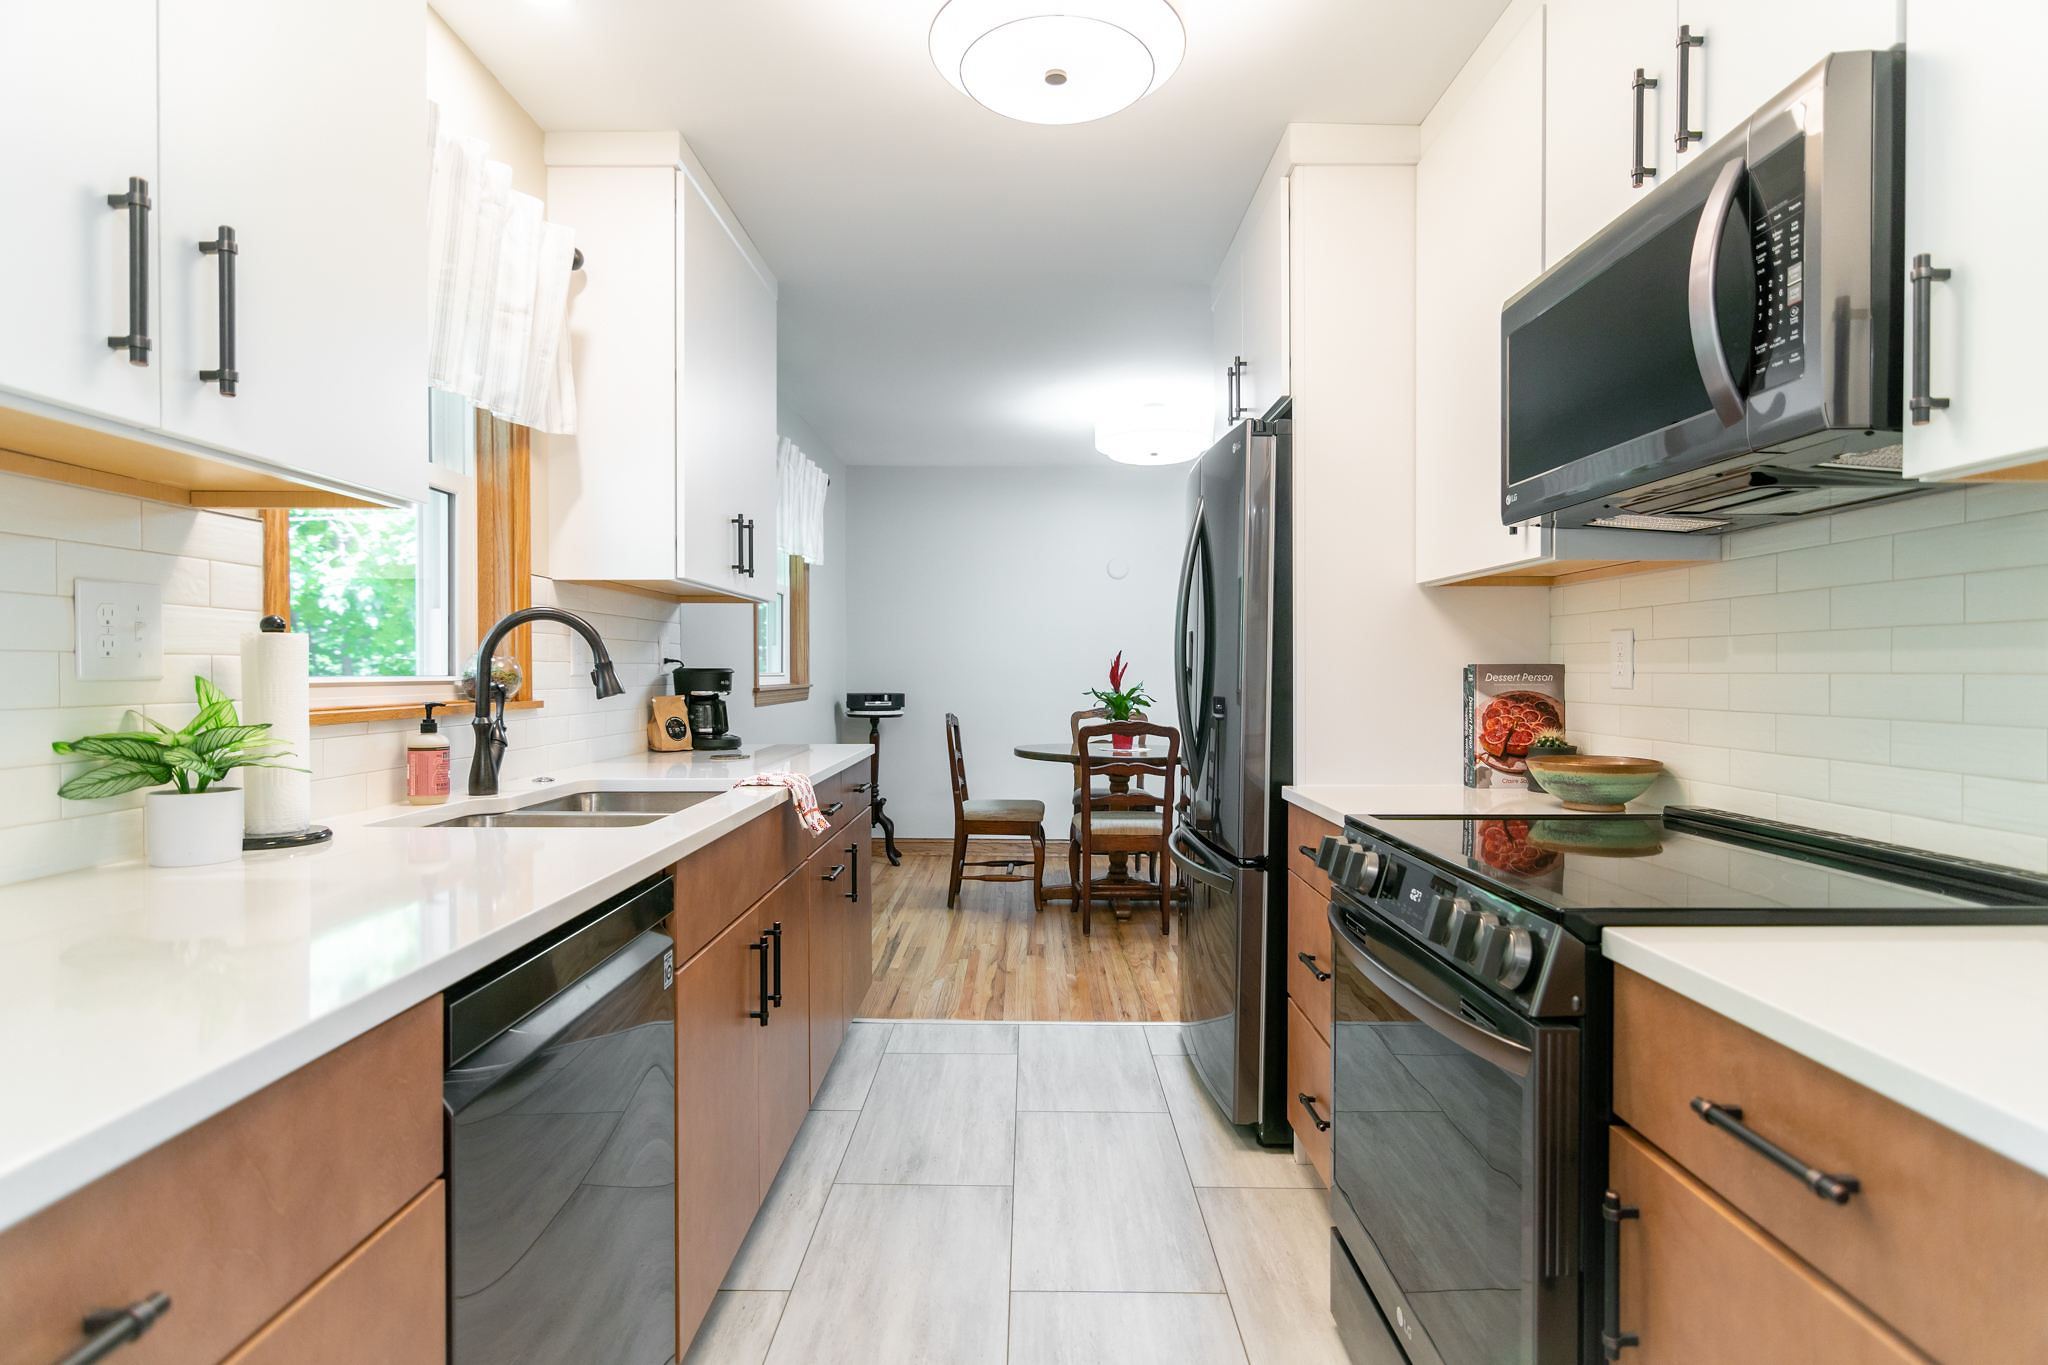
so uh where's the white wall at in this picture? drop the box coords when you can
[425,6,545,199]
[1548,484,2048,871]
[844,463,1186,838]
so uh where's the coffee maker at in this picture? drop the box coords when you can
[664,660,742,751]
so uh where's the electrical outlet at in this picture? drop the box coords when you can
[75,580,163,682]
[1610,627,1636,690]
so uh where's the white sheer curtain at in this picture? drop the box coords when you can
[425,102,577,433]
[777,438,829,564]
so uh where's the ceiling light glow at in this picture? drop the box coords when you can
[1094,402,1206,465]
[931,1,1186,125]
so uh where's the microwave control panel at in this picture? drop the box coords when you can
[1749,144,1806,394]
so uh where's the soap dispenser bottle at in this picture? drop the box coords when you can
[407,702,452,804]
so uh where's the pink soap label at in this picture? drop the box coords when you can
[408,747,450,798]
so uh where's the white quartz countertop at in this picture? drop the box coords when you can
[0,743,871,1233]
[1604,925,2048,1179]
[1282,783,1661,828]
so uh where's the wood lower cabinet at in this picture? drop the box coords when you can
[1286,998,1333,1186]
[756,877,812,1192]
[0,1002,442,1365]
[221,1183,445,1365]
[1285,871,1334,1044]
[806,841,849,1103]
[1607,1126,1922,1363]
[844,834,873,1019]
[676,907,766,1347]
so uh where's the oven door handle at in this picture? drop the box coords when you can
[1688,156,1750,427]
[1330,908,1532,1078]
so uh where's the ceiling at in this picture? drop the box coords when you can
[433,0,1511,466]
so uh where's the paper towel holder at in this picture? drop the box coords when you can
[241,614,333,851]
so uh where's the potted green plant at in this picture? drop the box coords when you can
[52,676,303,868]
[1085,651,1156,750]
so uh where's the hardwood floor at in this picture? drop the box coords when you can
[855,842,1182,1022]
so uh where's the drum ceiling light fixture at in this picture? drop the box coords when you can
[1095,401,1206,465]
[929,1,1186,125]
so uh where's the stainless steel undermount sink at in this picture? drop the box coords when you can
[423,789,718,829]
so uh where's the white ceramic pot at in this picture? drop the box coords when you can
[145,787,245,868]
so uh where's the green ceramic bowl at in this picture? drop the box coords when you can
[1525,755,1663,812]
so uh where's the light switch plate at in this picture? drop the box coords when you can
[1609,627,1636,690]
[75,580,163,682]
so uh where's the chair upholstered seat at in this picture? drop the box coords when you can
[963,797,1046,823]
[1070,810,1164,837]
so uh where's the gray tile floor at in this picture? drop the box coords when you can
[686,1020,1349,1365]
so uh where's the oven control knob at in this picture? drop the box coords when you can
[1326,843,1361,888]
[1420,891,1453,943]
[1472,912,1505,973]
[1444,897,1478,953]
[1340,849,1383,896]
[1496,926,1538,989]
[1314,836,1347,875]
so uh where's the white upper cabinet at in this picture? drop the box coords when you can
[1209,171,1287,436]
[1903,1,2048,481]
[1671,0,1901,173]
[1415,6,1548,585]
[157,0,426,507]
[1544,0,1675,266]
[0,1,161,431]
[542,137,780,602]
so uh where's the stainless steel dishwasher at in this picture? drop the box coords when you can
[444,873,677,1365]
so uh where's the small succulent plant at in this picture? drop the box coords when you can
[1530,728,1574,753]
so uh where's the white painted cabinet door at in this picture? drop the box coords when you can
[1415,6,1548,585]
[1672,0,1900,174]
[1209,230,1243,439]
[1236,175,1289,421]
[1903,2,2048,481]
[678,173,778,601]
[1545,0,1675,266]
[0,1,160,429]
[157,0,425,506]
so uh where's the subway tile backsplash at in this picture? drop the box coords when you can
[1551,484,2048,872]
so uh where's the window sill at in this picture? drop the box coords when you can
[309,699,544,727]
[753,683,810,707]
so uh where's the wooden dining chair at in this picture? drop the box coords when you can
[1069,706,1160,878]
[944,712,1047,911]
[1071,720,1178,936]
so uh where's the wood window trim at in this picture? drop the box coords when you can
[264,411,540,723]
[753,553,810,706]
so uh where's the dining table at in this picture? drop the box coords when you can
[1013,736,1176,910]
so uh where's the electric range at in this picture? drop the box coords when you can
[1313,806,2048,1365]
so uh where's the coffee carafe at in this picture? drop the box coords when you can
[664,659,741,751]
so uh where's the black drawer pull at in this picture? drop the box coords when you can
[850,782,872,794]
[731,514,748,575]
[821,862,847,883]
[1601,1191,1639,1358]
[49,1291,171,1365]
[846,843,860,901]
[1296,844,1315,859]
[1691,1098,1860,1204]
[821,801,844,817]
[748,934,770,1025]
[765,922,784,1006]
[1296,950,1332,982]
[104,178,151,366]
[1631,68,1659,188]
[1296,1092,1331,1133]
[197,226,238,395]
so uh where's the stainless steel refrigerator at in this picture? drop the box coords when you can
[1168,408,1291,1144]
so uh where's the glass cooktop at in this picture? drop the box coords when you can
[1343,807,2048,941]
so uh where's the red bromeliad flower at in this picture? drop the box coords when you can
[1086,651,1155,722]
[1109,651,1127,692]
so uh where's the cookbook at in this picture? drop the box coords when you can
[1462,664,1565,788]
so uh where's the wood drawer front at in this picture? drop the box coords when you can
[674,803,788,960]
[222,1182,445,1365]
[1608,1126,1924,1364]
[1287,805,1338,900]
[0,1001,442,1365]
[1615,969,2048,1363]
[1286,998,1333,1187]
[1285,872,1333,1044]
[784,770,869,863]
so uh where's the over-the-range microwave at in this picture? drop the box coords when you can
[1501,49,1913,532]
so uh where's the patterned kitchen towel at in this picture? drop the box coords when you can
[735,771,830,833]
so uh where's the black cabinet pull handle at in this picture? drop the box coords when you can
[846,843,860,901]
[850,782,872,794]
[1909,253,1952,425]
[1296,950,1332,983]
[1601,1190,1640,1358]
[731,514,747,575]
[821,862,847,883]
[744,517,758,577]
[1296,1092,1330,1133]
[765,922,784,1006]
[48,1291,171,1365]
[821,801,844,817]
[1691,1098,1860,1203]
[198,226,238,395]
[1674,25,1705,151]
[1630,69,1659,188]
[1229,355,1249,421]
[1296,844,1315,859]
[748,934,770,1024]
[104,178,151,366]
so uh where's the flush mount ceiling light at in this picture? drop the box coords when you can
[1095,402,1206,465]
[930,1,1186,125]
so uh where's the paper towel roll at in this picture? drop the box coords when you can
[240,627,312,835]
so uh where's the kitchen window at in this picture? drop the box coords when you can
[754,553,810,705]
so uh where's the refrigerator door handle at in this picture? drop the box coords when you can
[1173,502,1209,783]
